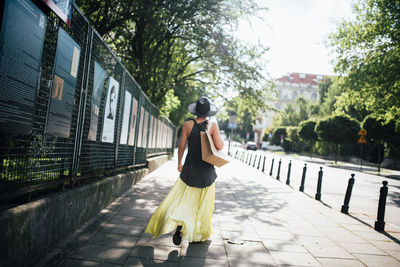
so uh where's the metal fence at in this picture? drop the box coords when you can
[0,1,176,202]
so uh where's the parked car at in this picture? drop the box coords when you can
[246,141,257,150]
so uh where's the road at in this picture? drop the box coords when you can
[231,147,400,234]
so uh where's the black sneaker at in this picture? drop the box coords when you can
[173,226,182,245]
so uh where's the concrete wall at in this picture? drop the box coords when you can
[0,167,152,267]
[147,155,170,173]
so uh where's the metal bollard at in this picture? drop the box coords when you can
[262,156,266,172]
[253,155,257,168]
[269,157,275,176]
[299,163,307,192]
[286,160,292,185]
[276,158,282,180]
[374,181,388,232]
[315,167,323,200]
[245,152,249,164]
[248,153,253,165]
[235,150,238,158]
[341,174,355,214]
[257,155,262,170]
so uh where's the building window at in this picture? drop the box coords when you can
[292,91,298,100]
[299,73,306,78]
[311,93,317,101]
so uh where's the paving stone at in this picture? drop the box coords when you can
[338,242,387,255]
[295,235,337,247]
[225,241,271,260]
[62,259,122,267]
[180,242,226,260]
[227,256,276,267]
[89,232,139,248]
[137,233,181,248]
[219,222,256,232]
[353,231,392,241]
[71,244,131,264]
[316,258,365,267]
[124,257,178,267]
[262,239,308,253]
[304,244,355,259]
[221,230,261,241]
[109,215,149,225]
[100,222,145,237]
[256,229,295,240]
[353,253,400,267]
[386,250,400,261]
[340,223,373,232]
[119,208,154,218]
[178,256,229,267]
[130,245,180,262]
[269,251,321,266]
[368,240,400,251]
[288,226,324,237]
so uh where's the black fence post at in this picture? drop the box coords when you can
[248,153,253,165]
[299,163,307,192]
[315,167,323,200]
[245,152,249,164]
[341,174,355,214]
[262,156,266,173]
[374,181,388,232]
[269,158,275,176]
[257,155,261,170]
[235,150,238,158]
[276,158,282,180]
[286,160,292,185]
[253,155,257,168]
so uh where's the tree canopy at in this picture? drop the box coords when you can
[328,0,400,129]
[76,0,272,125]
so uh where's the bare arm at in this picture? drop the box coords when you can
[177,122,190,172]
[209,121,224,150]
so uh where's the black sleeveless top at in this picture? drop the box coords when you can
[179,119,217,188]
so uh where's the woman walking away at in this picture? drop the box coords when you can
[145,97,224,245]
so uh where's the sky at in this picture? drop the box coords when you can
[235,0,355,79]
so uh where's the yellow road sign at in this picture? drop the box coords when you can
[358,135,367,144]
[358,128,367,136]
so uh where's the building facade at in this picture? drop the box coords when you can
[253,72,325,146]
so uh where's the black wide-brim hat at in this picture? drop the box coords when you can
[188,97,218,117]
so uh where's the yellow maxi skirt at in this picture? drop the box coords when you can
[145,177,215,242]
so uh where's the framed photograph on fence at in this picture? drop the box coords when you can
[88,61,106,141]
[119,91,132,145]
[101,76,119,143]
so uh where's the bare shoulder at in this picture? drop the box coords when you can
[209,120,219,132]
[182,120,194,134]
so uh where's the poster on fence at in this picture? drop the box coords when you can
[88,62,106,141]
[101,76,120,143]
[136,106,145,147]
[0,0,47,134]
[41,0,73,27]
[46,28,81,138]
[119,91,132,145]
[128,97,138,146]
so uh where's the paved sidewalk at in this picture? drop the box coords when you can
[36,155,400,266]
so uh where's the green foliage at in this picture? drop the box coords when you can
[316,114,360,162]
[277,97,312,127]
[271,127,287,146]
[298,120,317,142]
[316,114,360,145]
[76,0,272,124]
[328,0,400,127]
